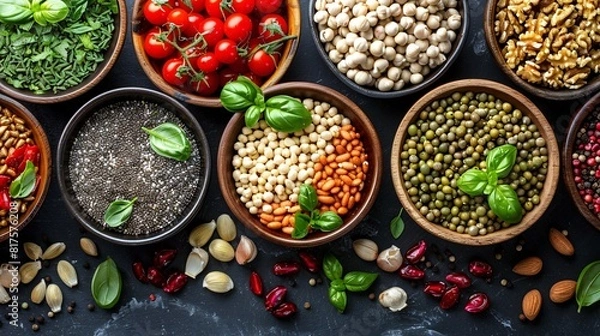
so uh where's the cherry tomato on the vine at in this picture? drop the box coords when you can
[214,39,240,64]
[255,0,281,14]
[182,12,204,37]
[231,0,255,14]
[196,52,220,73]
[224,13,253,42]
[258,14,287,43]
[229,57,248,73]
[143,28,175,59]
[195,17,224,48]
[205,0,229,19]
[191,72,220,95]
[162,58,190,86]
[248,49,278,77]
[143,0,175,26]
[167,8,190,31]
[177,0,204,12]
[183,45,204,70]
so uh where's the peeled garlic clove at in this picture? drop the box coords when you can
[19,261,41,284]
[57,260,78,288]
[235,235,257,265]
[46,283,63,313]
[24,242,43,261]
[0,264,18,288]
[189,220,216,247]
[353,239,379,261]
[209,239,235,262]
[377,245,403,272]
[216,214,237,241]
[379,287,408,312]
[185,247,209,279]
[31,279,47,304]
[80,237,98,257]
[0,284,9,304]
[42,242,66,260]
[202,271,234,293]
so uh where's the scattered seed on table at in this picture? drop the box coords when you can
[44,276,51,283]
[28,315,35,323]
[316,277,323,285]
[495,253,502,260]
[87,303,95,311]
[309,278,316,287]
[562,230,568,236]
[304,302,311,310]
[516,245,523,252]
[67,306,74,314]
[448,255,456,263]
[47,312,54,318]
[519,313,527,322]
[69,301,76,308]
[32,324,39,332]
[83,262,90,270]
[425,261,432,268]
[368,293,375,301]
[149,294,156,301]
[36,316,44,324]
[21,302,29,310]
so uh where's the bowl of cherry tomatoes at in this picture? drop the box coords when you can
[132,0,300,107]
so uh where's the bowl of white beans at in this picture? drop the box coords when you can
[309,0,469,98]
[217,82,383,247]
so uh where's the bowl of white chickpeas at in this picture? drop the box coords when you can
[217,82,383,247]
[309,0,469,98]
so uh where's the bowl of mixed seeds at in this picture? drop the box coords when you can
[390,79,560,246]
[56,87,210,245]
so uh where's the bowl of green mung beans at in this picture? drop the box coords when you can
[390,79,560,246]
[0,0,127,104]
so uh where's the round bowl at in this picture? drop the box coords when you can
[308,0,469,98]
[131,0,301,107]
[562,91,600,230]
[0,94,51,242]
[217,82,383,247]
[391,79,560,246]
[0,0,127,104]
[57,87,210,245]
[484,0,600,101]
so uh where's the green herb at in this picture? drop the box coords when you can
[457,144,523,224]
[142,122,191,162]
[323,253,343,281]
[220,76,312,133]
[9,161,36,198]
[390,208,405,239]
[328,287,347,313]
[31,0,69,26]
[343,271,378,292]
[0,0,33,24]
[576,260,600,313]
[91,257,122,309]
[291,213,311,239]
[323,253,378,313]
[291,184,343,239]
[298,183,318,212]
[103,197,137,228]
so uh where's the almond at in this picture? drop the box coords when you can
[512,256,543,276]
[549,279,576,304]
[549,228,574,256]
[522,289,542,321]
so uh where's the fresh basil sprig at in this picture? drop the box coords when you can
[142,122,191,162]
[10,161,36,198]
[323,253,378,313]
[91,257,122,309]
[576,260,600,313]
[220,76,312,133]
[103,197,137,228]
[0,0,69,25]
[457,144,523,224]
[291,184,343,239]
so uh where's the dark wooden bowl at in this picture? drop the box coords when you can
[483,0,600,101]
[0,0,127,104]
[0,95,52,242]
[562,91,600,230]
[131,0,301,108]
[391,79,560,246]
[217,82,383,247]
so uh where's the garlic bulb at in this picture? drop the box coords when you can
[379,287,408,312]
[376,245,403,272]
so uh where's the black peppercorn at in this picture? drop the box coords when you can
[36,316,44,325]
[87,303,95,311]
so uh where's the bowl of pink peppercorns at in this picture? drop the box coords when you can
[563,91,600,231]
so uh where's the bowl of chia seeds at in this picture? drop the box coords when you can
[390,79,560,246]
[57,87,210,245]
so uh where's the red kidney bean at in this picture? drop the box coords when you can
[445,272,471,289]
[439,286,460,310]
[19,145,39,173]
[163,272,188,293]
[272,261,301,276]
[132,262,148,283]
[405,240,427,264]
[147,266,166,288]
[398,264,425,280]
[464,293,490,314]
[249,271,264,297]
[271,302,297,319]
[0,175,11,189]
[298,251,320,273]
[153,249,177,269]
[468,260,493,278]
[5,145,26,169]
[265,285,287,311]
[0,190,10,211]
[423,281,446,298]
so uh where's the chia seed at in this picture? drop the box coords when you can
[68,100,204,235]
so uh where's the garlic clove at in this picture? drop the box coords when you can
[208,239,235,262]
[0,284,9,304]
[353,239,379,261]
[202,271,234,293]
[379,287,408,312]
[45,284,63,313]
[24,242,43,261]
[216,214,237,242]
[57,260,78,288]
[185,247,209,279]
[0,264,18,288]
[188,220,216,248]
[31,279,47,304]
[42,242,66,260]
[79,237,98,257]
[376,245,403,272]
[235,235,257,265]
[19,261,41,284]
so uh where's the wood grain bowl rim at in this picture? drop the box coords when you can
[217,82,383,247]
[390,79,560,246]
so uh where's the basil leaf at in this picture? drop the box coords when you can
[457,168,488,197]
[220,76,262,112]
[91,257,122,309]
[343,271,378,292]
[331,279,346,292]
[311,211,343,232]
[323,253,343,281]
[0,0,33,24]
[576,260,600,313]
[38,0,69,24]
[328,286,347,313]
[486,170,498,189]
[103,197,137,228]
[142,122,191,162]
[298,184,318,212]
[264,95,312,133]
[486,144,517,178]
[488,185,523,224]
[244,105,262,128]
[9,161,36,198]
[390,208,405,239]
[291,213,310,239]
[68,0,86,21]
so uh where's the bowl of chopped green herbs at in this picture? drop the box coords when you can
[0,0,127,104]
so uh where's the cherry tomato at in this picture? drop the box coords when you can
[184,45,203,70]
[182,12,204,37]
[205,0,229,19]
[224,13,252,42]
[196,52,220,73]
[255,0,281,14]
[218,67,239,86]
[195,17,224,48]
[191,72,220,95]
[177,0,204,12]
[143,28,175,59]
[231,0,255,14]
[167,8,190,31]
[243,72,263,86]
[162,58,190,86]
[143,0,175,26]
[258,14,287,43]
[229,56,248,73]
[248,49,277,77]
[214,39,240,64]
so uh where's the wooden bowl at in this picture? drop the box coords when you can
[391,79,560,246]
[0,95,52,242]
[131,0,301,108]
[217,82,383,247]
[483,0,600,101]
[562,91,600,230]
[308,0,469,98]
[0,0,127,104]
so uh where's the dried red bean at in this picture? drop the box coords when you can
[464,293,490,314]
[405,240,427,264]
[423,281,446,298]
[271,302,297,319]
[298,251,320,273]
[272,261,301,276]
[399,264,425,280]
[439,286,460,310]
[147,266,166,288]
[153,249,177,269]
[445,272,471,289]
[163,272,188,293]
[468,260,493,278]
[249,271,264,297]
[132,262,148,284]
[265,286,287,311]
